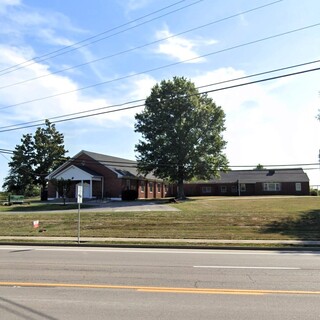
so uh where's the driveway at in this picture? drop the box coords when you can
[1,200,180,214]
[86,200,180,212]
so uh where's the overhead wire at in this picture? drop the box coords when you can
[1,21,319,111]
[1,57,320,132]
[0,148,14,154]
[0,61,319,133]
[0,0,283,90]
[29,152,320,170]
[0,0,202,76]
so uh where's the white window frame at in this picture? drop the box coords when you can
[295,183,302,192]
[240,184,246,192]
[263,182,281,192]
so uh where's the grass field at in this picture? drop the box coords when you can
[0,196,319,240]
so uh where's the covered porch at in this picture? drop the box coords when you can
[49,165,103,200]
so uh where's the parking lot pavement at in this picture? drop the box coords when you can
[87,201,180,212]
[1,201,180,214]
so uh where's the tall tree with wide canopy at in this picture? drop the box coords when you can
[135,76,228,199]
[3,120,68,197]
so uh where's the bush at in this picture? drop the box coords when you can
[122,190,138,201]
[310,189,319,196]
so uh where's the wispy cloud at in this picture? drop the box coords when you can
[154,26,217,63]
[124,0,152,12]
[0,0,20,13]
[0,1,86,47]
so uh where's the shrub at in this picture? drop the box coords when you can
[310,189,319,196]
[122,190,138,201]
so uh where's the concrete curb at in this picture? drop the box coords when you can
[1,236,320,251]
[1,236,320,245]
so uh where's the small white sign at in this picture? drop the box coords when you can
[33,220,39,228]
[77,185,83,204]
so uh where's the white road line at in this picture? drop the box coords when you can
[0,246,317,256]
[194,266,301,270]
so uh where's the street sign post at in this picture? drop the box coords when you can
[76,185,83,244]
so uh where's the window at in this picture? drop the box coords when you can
[263,182,281,191]
[202,186,212,194]
[295,183,302,192]
[220,186,227,193]
[231,186,238,193]
[140,181,145,192]
[157,183,161,193]
[240,184,246,192]
[126,179,130,190]
[149,183,153,193]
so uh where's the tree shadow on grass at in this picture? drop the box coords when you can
[261,210,320,240]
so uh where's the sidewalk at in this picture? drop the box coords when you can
[1,236,320,246]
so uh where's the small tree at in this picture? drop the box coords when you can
[51,178,72,205]
[135,76,228,199]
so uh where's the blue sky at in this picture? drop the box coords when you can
[0,0,319,187]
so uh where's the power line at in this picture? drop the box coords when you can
[0,0,283,90]
[0,98,145,130]
[0,62,319,133]
[0,104,145,133]
[202,65,320,94]
[1,148,317,173]
[0,149,14,155]
[1,21,319,111]
[2,58,319,131]
[23,153,320,169]
[0,0,202,77]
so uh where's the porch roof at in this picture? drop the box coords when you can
[51,165,102,181]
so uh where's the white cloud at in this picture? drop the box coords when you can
[36,28,74,47]
[126,0,151,11]
[0,46,139,128]
[0,1,86,47]
[192,67,320,185]
[155,26,217,63]
[0,0,20,13]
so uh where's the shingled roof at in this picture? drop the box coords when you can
[203,168,309,184]
[81,150,159,180]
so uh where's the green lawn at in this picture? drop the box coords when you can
[0,196,319,240]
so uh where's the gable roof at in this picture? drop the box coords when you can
[190,168,309,184]
[82,150,138,176]
[47,150,159,180]
[209,168,309,183]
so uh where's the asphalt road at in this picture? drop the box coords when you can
[0,246,320,319]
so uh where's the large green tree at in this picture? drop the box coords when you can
[2,133,35,195]
[135,76,228,199]
[3,120,68,196]
[33,120,68,192]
